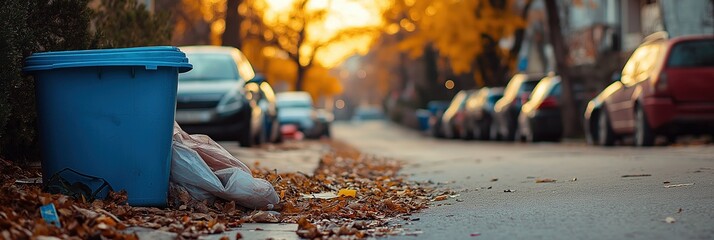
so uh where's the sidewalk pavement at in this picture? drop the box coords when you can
[125,141,327,240]
[219,140,328,175]
[129,223,299,240]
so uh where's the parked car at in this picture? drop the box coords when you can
[276,91,330,139]
[244,75,281,143]
[441,90,476,139]
[351,106,385,122]
[314,109,334,138]
[427,101,451,138]
[493,73,544,141]
[175,46,264,147]
[463,87,504,140]
[584,33,714,147]
[517,76,562,142]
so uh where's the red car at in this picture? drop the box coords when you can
[584,33,714,146]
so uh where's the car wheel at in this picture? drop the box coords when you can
[503,118,517,141]
[460,123,473,140]
[585,116,596,145]
[254,127,266,146]
[665,134,677,145]
[489,119,500,141]
[271,119,282,143]
[597,110,615,146]
[237,110,253,147]
[323,124,331,138]
[524,121,536,143]
[634,106,655,147]
[251,112,266,146]
[471,122,482,140]
[444,123,455,139]
[479,117,491,140]
[547,135,562,142]
[514,125,524,142]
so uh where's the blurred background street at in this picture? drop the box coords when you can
[333,121,714,239]
[3,0,714,239]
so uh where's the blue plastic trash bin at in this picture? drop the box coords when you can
[24,46,192,206]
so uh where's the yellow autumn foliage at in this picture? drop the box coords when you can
[242,38,342,100]
[389,0,525,74]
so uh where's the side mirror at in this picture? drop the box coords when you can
[611,72,622,83]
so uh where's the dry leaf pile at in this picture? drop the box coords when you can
[253,140,433,238]
[0,140,432,239]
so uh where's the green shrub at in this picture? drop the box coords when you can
[93,0,172,48]
[0,0,95,163]
[0,0,172,163]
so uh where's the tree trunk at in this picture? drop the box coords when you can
[422,45,445,104]
[500,0,534,81]
[221,0,243,48]
[544,0,579,137]
[295,64,306,91]
[293,15,308,91]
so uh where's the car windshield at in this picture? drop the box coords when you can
[549,82,562,96]
[520,81,539,93]
[487,95,503,104]
[179,53,238,81]
[667,39,714,68]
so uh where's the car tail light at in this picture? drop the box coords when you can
[537,96,559,109]
[456,111,464,121]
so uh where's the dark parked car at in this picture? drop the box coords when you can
[584,33,714,146]
[427,101,451,138]
[492,73,544,141]
[175,46,264,147]
[463,87,504,140]
[276,91,330,138]
[441,90,476,139]
[517,76,562,142]
[244,75,281,143]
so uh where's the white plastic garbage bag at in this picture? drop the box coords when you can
[173,122,251,172]
[170,122,279,209]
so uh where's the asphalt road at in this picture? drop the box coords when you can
[333,121,714,240]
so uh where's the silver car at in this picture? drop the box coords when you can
[276,91,331,138]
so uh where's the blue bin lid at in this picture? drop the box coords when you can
[24,46,193,73]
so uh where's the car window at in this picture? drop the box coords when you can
[549,82,562,96]
[527,78,552,103]
[519,80,539,93]
[180,53,238,81]
[634,44,663,83]
[234,51,256,81]
[443,91,470,118]
[621,58,637,85]
[465,91,482,109]
[501,74,525,102]
[244,82,261,100]
[458,92,473,108]
[621,45,649,85]
[487,94,502,105]
[667,39,714,68]
[260,82,276,102]
[451,91,468,107]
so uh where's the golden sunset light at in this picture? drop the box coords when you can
[264,0,385,67]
